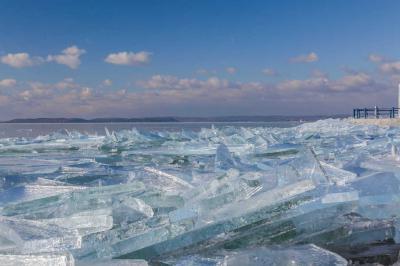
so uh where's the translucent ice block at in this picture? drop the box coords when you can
[0,252,75,266]
[0,216,81,253]
[40,209,113,235]
[165,244,347,266]
[76,258,148,266]
[225,244,347,266]
[0,181,145,219]
[112,197,154,225]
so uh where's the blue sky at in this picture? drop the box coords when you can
[0,0,400,119]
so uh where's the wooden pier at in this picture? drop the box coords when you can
[353,107,400,119]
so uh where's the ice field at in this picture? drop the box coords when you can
[1,119,400,265]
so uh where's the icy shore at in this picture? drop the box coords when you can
[1,119,400,265]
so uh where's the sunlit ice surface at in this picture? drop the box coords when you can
[1,119,400,265]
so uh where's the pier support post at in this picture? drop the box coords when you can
[398,84,400,117]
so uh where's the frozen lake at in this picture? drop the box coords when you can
[0,121,301,138]
[0,119,399,265]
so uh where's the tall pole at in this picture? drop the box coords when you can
[398,83,400,118]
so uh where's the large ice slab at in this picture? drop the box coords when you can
[222,244,348,266]
[40,209,113,235]
[165,244,347,266]
[0,252,74,266]
[76,259,148,266]
[0,216,81,253]
[0,181,146,219]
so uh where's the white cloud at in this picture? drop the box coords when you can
[331,72,373,91]
[55,78,79,90]
[262,68,278,76]
[105,51,152,66]
[19,90,31,101]
[47,46,86,69]
[277,72,373,92]
[206,77,230,89]
[116,89,126,96]
[366,53,400,75]
[195,69,217,75]
[139,75,201,90]
[25,81,52,97]
[368,54,385,63]
[80,87,92,98]
[15,78,91,102]
[102,79,112,86]
[0,95,9,105]
[277,77,328,91]
[290,52,319,63]
[1,46,85,69]
[380,61,400,74]
[1,53,43,68]
[138,75,229,90]
[0,78,17,87]
[310,69,327,78]
[226,67,237,74]
[196,69,209,75]
[365,53,400,75]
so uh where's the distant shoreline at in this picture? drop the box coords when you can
[1,115,348,123]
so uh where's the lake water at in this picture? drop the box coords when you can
[0,121,302,138]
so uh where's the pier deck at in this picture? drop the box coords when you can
[353,107,400,119]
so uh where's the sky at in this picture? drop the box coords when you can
[1,0,400,119]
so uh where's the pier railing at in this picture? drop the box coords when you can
[353,107,399,119]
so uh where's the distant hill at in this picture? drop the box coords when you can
[1,115,349,123]
[2,117,179,123]
[175,115,348,122]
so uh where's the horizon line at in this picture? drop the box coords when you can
[1,114,349,123]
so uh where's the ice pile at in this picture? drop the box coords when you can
[2,119,400,265]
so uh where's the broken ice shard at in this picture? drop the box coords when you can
[214,143,236,171]
[112,197,154,225]
[0,181,145,219]
[223,244,348,266]
[0,216,81,253]
[0,252,74,266]
[105,180,319,260]
[39,209,113,235]
[0,178,85,206]
[76,258,148,266]
[165,244,347,266]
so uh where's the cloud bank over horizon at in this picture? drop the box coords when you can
[0,50,397,120]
